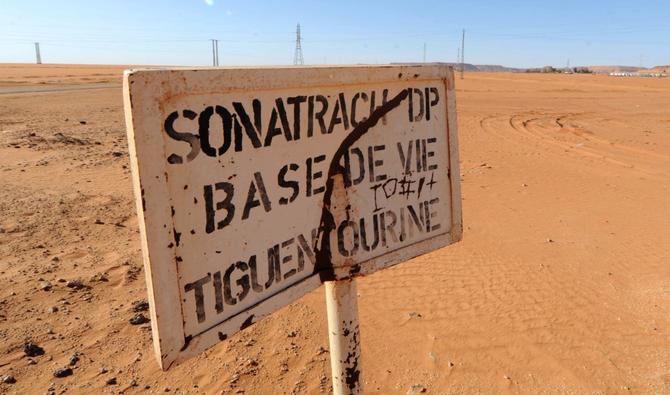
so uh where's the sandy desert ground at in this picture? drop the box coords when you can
[0,64,124,86]
[0,64,669,394]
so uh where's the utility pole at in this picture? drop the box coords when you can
[210,39,219,66]
[423,42,426,63]
[294,23,304,65]
[34,42,42,64]
[460,29,465,80]
[211,39,215,66]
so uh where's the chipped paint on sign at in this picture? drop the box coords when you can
[123,65,462,369]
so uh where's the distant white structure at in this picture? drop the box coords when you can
[609,71,666,78]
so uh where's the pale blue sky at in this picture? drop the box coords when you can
[1,0,668,68]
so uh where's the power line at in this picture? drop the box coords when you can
[2,17,670,45]
[6,20,669,36]
[4,23,667,66]
[294,23,304,65]
[3,25,669,46]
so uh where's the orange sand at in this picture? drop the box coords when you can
[1,65,669,394]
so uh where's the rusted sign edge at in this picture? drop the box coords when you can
[124,71,190,369]
[445,67,463,243]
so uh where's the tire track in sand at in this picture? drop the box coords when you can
[479,112,669,177]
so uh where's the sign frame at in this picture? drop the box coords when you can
[123,65,462,370]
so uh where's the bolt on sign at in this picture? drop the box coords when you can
[123,65,462,370]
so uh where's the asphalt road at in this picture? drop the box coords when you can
[0,83,120,95]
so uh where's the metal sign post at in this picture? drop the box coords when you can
[325,279,362,394]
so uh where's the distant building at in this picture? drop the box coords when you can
[609,72,667,78]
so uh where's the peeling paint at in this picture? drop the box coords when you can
[180,335,193,351]
[240,314,255,330]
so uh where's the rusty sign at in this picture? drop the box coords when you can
[123,65,462,369]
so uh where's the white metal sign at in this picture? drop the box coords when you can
[123,65,462,370]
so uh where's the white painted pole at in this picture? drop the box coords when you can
[325,279,362,395]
